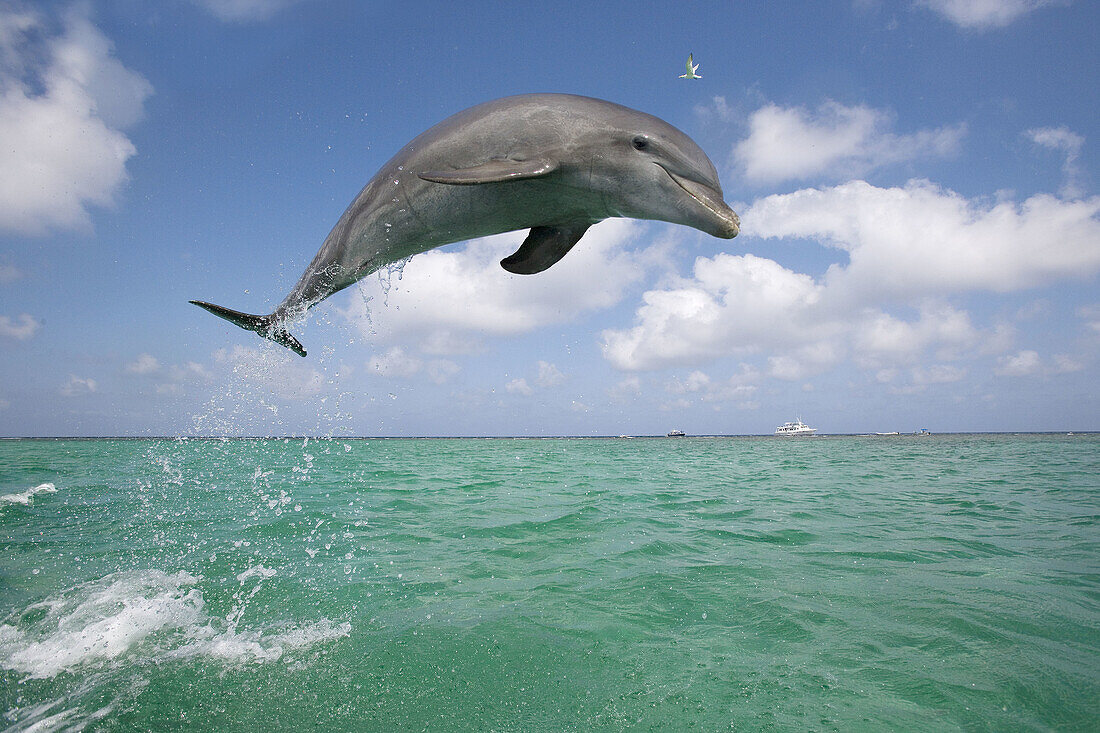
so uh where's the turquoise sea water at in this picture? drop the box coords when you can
[1,434,1098,730]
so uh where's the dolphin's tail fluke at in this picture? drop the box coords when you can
[189,300,306,357]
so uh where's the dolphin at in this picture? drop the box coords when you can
[191,93,739,356]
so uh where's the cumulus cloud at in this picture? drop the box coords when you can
[601,253,833,371]
[666,369,758,406]
[191,0,302,23]
[0,6,152,234]
[912,364,967,384]
[995,349,1086,377]
[995,349,1043,376]
[853,303,985,367]
[367,347,422,379]
[214,345,325,399]
[1078,304,1100,335]
[1028,126,1086,198]
[916,0,1059,29]
[126,353,160,375]
[601,254,1008,376]
[535,361,566,388]
[505,378,533,396]
[608,375,642,403]
[425,360,459,384]
[693,95,737,124]
[123,352,214,394]
[0,313,39,340]
[734,101,964,184]
[60,375,96,396]
[339,219,654,355]
[365,347,459,384]
[603,178,1097,375]
[746,180,1100,301]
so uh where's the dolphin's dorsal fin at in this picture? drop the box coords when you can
[418,157,558,185]
[500,223,591,275]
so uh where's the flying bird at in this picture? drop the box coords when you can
[679,53,701,79]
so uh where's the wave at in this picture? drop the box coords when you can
[0,569,350,680]
[0,483,57,507]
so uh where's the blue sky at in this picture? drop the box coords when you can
[1,0,1097,436]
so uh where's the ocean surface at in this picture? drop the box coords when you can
[1,434,1098,731]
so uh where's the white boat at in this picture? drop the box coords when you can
[774,419,817,436]
[667,429,686,437]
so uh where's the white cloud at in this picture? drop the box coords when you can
[191,0,302,23]
[995,349,1043,376]
[154,362,216,394]
[602,177,1089,376]
[339,219,653,354]
[693,95,736,124]
[601,253,1009,376]
[1078,304,1100,335]
[608,376,642,403]
[0,313,39,340]
[746,180,1100,301]
[666,371,712,394]
[425,359,459,384]
[124,353,214,393]
[0,263,22,283]
[917,0,1059,29]
[853,303,983,367]
[126,353,160,375]
[1028,126,1086,198]
[535,361,566,388]
[0,6,152,234]
[995,349,1086,377]
[367,347,422,379]
[214,345,325,399]
[912,364,967,384]
[666,369,759,406]
[734,101,964,184]
[1052,354,1083,373]
[601,253,834,371]
[60,375,96,396]
[505,378,533,396]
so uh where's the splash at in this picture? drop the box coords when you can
[376,255,412,307]
[0,483,57,507]
[0,569,350,680]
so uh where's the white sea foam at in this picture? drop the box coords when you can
[168,619,352,665]
[0,569,350,680]
[0,483,57,506]
[0,570,203,679]
[6,699,114,733]
[235,565,277,583]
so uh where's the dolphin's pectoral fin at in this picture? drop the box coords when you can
[418,157,558,185]
[500,223,591,275]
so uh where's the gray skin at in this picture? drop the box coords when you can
[191,93,740,356]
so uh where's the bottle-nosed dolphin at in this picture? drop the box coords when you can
[679,54,701,79]
[191,93,739,356]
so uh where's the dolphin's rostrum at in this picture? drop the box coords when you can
[191,94,740,356]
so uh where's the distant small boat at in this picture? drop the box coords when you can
[667,429,687,437]
[915,428,932,436]
[875,431,901,436]
[775,419,816,436]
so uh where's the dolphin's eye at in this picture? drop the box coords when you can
[632,136,649,151]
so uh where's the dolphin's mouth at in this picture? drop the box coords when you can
[658,164,740,238]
